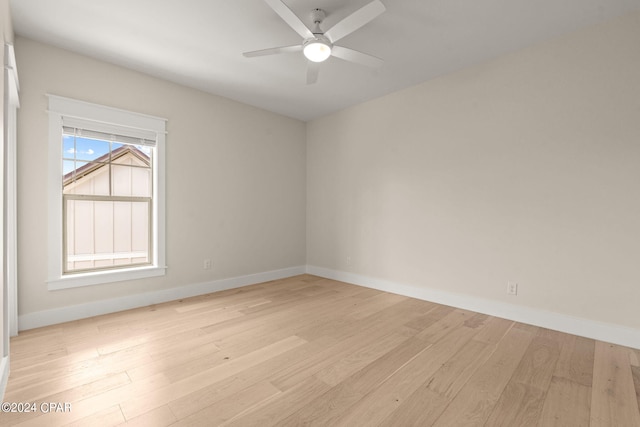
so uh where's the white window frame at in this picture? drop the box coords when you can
[47,95,167,290]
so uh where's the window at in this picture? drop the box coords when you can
[63,127,153,273]
[48,96,166,289]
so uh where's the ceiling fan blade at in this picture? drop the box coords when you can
[324,0,386,43]
[264,0,313,39]
[306,61,321,84]
[243,44,302,57]
[331,45,383,68]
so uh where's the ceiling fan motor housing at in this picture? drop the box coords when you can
[310,8,327,27]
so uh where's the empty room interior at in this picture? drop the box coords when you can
[1,0,640,425]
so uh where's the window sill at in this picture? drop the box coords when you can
[47,265,167,291]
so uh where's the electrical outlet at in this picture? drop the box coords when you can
[346,256,351,265]
[507,281,518,295]
[204,259,212,270]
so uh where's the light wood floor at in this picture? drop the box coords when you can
[3,275,640,426]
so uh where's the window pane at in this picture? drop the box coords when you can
[66,199,75,269]
[114,201,149,263]
[63,136,75,159]
[63,160,110,196]
[63,161,89,194]
[113,201,131,252]
[111,145,152,197]
[112,145,151,166]
[63,160,76,183]
[94,201,114,255]
[65,198,150,273]
[131,167,152,197]
[75,137,110,162]
[111,165,151,197]
[131,201,149,253]
[67,199,94,256]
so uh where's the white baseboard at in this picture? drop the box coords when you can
[18,266,306,331]
[0,355,9,401]
[306,265,640,350]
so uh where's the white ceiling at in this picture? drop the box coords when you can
[10,0,640,121]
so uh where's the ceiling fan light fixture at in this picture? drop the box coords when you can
[303,37,332,62]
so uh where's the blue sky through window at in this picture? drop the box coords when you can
[62,135,150,175]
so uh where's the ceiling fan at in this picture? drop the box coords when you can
[243,0,386,84]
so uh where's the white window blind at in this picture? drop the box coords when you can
[62,116,157,147]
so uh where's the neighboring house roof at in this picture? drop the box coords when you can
[63,145,150,187]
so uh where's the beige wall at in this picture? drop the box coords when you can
[16,37,306,315]
[307,13,640,330]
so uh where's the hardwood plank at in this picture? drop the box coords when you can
[426,337,495,398]
[166,336,336,420]
[170,381,281,426]
[5,371,131,406]
[377,385,450,427]
[95,309,246,356]
[464,312,489,329]
[172,294,269,313]
[348,292,408,320]
[9,346,68,370]
[512,322,538,333]
[120,335,306,420]
[1,373,133,426]
[510,335,561,390]
[6,346,114,391]
[633,366,640,416]
[274,335,435,427]
[213,320,294,351]
[201,284,370,342]
[482,335,561,426]
[431,326,534,426]
[294,293,424,342]
[224,376,331,427]
[484,382,545,426]
[553,334,595,387]
[395,297,438,314]
[237,287,338,316]
[269,319,420,392]
[333,336,433,396]
[472,316,513,345]
[538,376,591,427]
[321,297,433,342]
[415,308,478,343]
[333,325,478,426]
[125,339,221,382]
[403,304,454,331]
[64,405,125,427]
[590,341,640,426]
[277,382,364,427]
[121,405,177,427]
[9,329,65,355]
[269,332,388,391]
[8,374,171,427]
[314,330,414,386]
